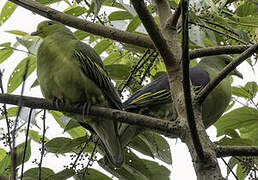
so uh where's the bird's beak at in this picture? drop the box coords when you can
[31,31,40,36]
[233,70,243,79]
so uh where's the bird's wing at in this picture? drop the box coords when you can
[123,74,171,110]
[73,41,122,109]
[123,67,210,110]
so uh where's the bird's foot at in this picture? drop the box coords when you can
[75,101,92,118]
[52,98,65,110]
[82,101,91,118]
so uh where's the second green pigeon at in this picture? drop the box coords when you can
[119,55,243,148]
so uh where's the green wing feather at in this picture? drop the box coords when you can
[73,42,122,110]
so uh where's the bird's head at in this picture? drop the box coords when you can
[31,20,70,38]
[199,55,243,79]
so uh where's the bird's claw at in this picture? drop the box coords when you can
[75,101,92,119]
[52,98,65,110]
[82,101,91,116]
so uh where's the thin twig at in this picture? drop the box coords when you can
[199,17,240,37]
[0,70,12,151]
[20,108,33,180]
[72,134,93,168]
[82,138,99,179]
[11,59,30,180]
[189,21,249,45]
[221,157,239,180]
[197,42,258,104]
[38,109,46,180]
[9,47,35,56]
[118,49,151,95]
[169,0,182,28]
[140,52,159,83]
[82,0,105,25]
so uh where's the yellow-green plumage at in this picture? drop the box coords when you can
[32,21,124,167]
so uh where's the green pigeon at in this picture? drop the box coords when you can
[31,21,124,167]
[119,55,243,148]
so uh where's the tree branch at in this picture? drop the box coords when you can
[130,0,176,68]
[0,93,180,137]
[169,1,182,28]
[8,0,252,59]
[189,45,250,59]
[8,0,154,49]
[216,146,258,157]
[197,42,258,104]
[181,0,205,162]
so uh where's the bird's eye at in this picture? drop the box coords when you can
[224,59,230,65]
[48,21,54,26]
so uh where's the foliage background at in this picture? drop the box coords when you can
[0,0,258,179]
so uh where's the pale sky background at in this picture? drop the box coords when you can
[0,0,257,179]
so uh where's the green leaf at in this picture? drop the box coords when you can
[236,163,248,180]
[5,30,28,36]
[45,136,91,153]
[0,48,13,64]
[139,131,172,164]
[0,42,11,47]
[227,157,238,177]
[64,119,81,132]
[16,36,41,54]
[64,6,87,16]
[94,40,112,55]
[25,129,49,144]
[126,16,141,32]
[74,30,90,40]
[35,0,62,5]
[0,1,17,26]
[0,107,18,120]
[224,129,240,138]
[23,167,55,179]
[31,78,39,88]
[239,17,258,27]
[123,43,147,53]
[108,11,133,21]
[99,150,170,180]
[215,136,252,146]
[0,148,6,162]
[7,56,36,93]
[128,137,154,158]
[92,0,102,16]
[47,168,75,180]
[50,111,87,138]
[232,86,250,98]
[102,0,125,9]
[74,168,112,180]
[123,151,170,180]
[244,81,258,99]
[105,64,131,80]
[99,158,138,180]
[0,140,31,175]
[225,101,235,112]
[235,2,256,17]
[215,106,258,137]
[103,51,123,65]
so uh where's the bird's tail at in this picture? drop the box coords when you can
[89,117,124,168]
[119,124,143,148]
